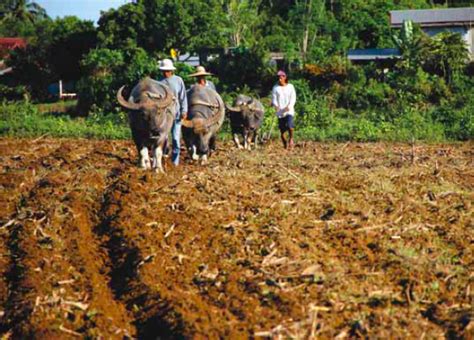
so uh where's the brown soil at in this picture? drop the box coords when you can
[0,138,472,339]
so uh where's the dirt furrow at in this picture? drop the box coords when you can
[0,139,472,338]
[0,141,83,333]
[95,168,188,338]
[1,142,136,338]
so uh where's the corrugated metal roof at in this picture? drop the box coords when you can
[348,48,401,61]
[391,7,474,27]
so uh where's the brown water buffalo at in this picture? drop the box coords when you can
[226,95,265,150]
[181,86,225,163]
[117,77,175,173]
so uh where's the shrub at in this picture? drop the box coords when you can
[77,47,157,114]
[0,84,29,101]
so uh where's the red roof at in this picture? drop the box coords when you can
[0,38,27,50]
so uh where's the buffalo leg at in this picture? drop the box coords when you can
[139,147,151,169]
[252,131,258,150]
[209,136,216,156]
[245,133,252,150]
[192,145,199,160]
[233,133,243,149]
[152,145,164,173]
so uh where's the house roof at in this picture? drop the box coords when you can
[348,48,401,61]
[0,38,27,50]
[391,7,474,27]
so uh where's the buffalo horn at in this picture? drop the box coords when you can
[225,103,241,112]
[117,86,141,110]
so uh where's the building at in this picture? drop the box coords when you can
[0,37,27,59]
[347,48,401,63]
[0,38,27,77]
[390,7,474,57]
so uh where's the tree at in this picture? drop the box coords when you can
[5,16,96,100]
[49,17,97,82]
[0,0,49,37]
[0,0,48,23]
[140,0,227,54]
[392,20,425,70]
[97,2,146,50]
[290,0,327,61]
[223,0,264,47]
[425,32,469,84]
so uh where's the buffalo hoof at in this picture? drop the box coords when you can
[140,162,151,170]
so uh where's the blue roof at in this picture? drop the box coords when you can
[348,48,401,61]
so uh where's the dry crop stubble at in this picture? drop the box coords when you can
[0,138,472,338]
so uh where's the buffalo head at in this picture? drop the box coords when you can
[117,81,174,139]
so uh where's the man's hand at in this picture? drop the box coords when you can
[181,112,188,120]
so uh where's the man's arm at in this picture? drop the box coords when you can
[288,84,296,110]
[271,87,279,110]
[179,78,188,119]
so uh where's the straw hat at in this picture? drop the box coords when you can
[159,58,176,71]
[189,66,212,77]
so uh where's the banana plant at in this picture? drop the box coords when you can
[392,20,422,70]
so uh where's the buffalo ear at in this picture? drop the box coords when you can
[254,110,264,119]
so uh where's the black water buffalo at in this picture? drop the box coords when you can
[226,95,264,150]
[117,77,175,173]
[181,86,225,163]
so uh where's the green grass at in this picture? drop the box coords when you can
[0,100,470,142]
[1,101,130,139]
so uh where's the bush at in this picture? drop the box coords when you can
[0,84,29,101]
[208,46,275,95]
[432,98,474,141]
[77,47,157,114]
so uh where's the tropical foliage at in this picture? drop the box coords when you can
[0,0,473,140]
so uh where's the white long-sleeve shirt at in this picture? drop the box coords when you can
[272,83,296,118]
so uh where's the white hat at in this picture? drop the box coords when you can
[189,65,212,77]
[159,58,176,71]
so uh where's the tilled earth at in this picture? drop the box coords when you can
[0,138,472,339]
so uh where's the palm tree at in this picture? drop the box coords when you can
[1,0,48,23]
[392,20,424,71]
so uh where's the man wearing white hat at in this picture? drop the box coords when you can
[159,58,188,166]
[189,66,216,91]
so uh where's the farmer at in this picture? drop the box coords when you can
[159,58,188,166]
[272,70,296,149]
[189,65,216,91]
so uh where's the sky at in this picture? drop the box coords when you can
[35,0,132,23]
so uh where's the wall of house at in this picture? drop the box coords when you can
[470,28,474,58]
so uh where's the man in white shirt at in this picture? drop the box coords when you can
[272,70,296,149]
[158,58,188,166]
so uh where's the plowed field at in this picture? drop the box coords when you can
[0,138,472,339]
